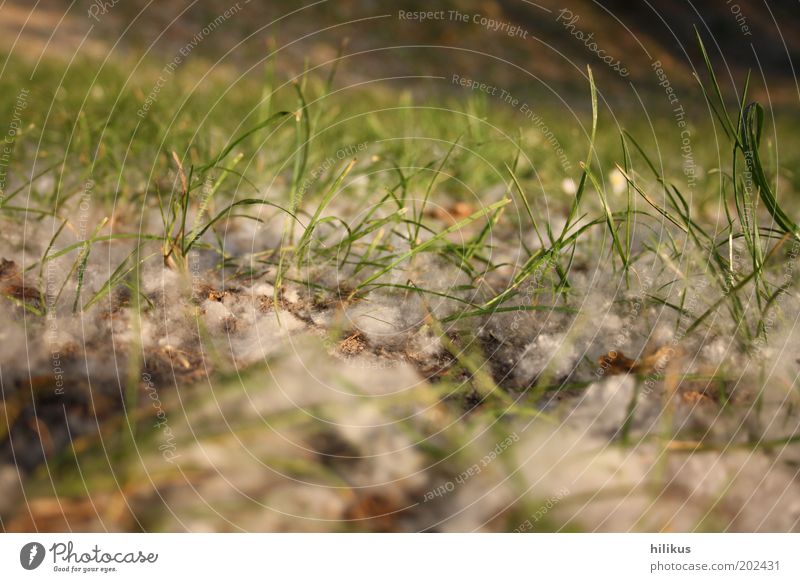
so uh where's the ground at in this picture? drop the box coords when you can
[1,0,800,532]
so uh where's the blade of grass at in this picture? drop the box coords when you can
[413,135,462,245]
[198,111,292,173]
[295,157,357,264]
[350,198,511,298]
[72,217,110,313]
[741,102,800,240]
[560,65,598,238]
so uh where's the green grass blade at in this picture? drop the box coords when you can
[199,111,292,173]
[351,198,511,297]
[561,66,598,237]
[741,103,800,240]
[295,157,357,263]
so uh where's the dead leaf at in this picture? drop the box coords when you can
[597,345,678,376]
[0,258,41,306]
[680,390,714,406]
[596,350,638,374]
[344,492,410,532]
[427,201,474,224]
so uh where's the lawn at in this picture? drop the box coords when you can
[2,23,800,532]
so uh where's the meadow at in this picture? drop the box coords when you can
[2,16,800,531]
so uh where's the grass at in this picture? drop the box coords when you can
[1,33,798,387]
[2,33,800,531]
